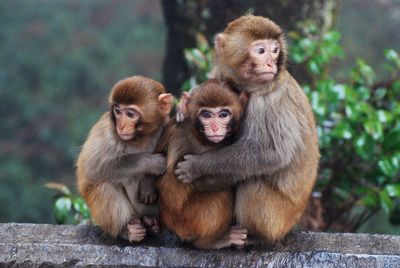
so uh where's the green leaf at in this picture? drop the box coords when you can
[385,184,400,198]
[378,155,400,178]
[363,120,383,140]
[392,80,400,93]
[332,121,352,139]
[357,59,376,85]
[196,33,209,52]
[299,38,314,50]
[323,31,341,43]
[357,86,371,101]
[383,130,400,152]
[310,91,326,116]
[332,84,346,100]
[361,192,379,207]
[377,110,393,123]
[354,134,375,160]
[385,49,400,66]
[73,197,90,218]
[379,190,393,213]
[308,60,321,75]
[374,87,387,101]
[54,197,72,224]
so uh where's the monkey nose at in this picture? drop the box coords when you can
[211,123,218,132]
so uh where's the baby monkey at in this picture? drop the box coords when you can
[76,76,172,242]
[157,79,248,249]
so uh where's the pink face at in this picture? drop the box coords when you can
[198,107,232,143]
[113,104,141,140]
[239,39,280,84]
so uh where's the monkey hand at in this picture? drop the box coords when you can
[175,154,201,183]
[149,154,167,176]
[138,177,158,204]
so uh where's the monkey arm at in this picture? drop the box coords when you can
[87,152,166,183]
[176,137,292,184]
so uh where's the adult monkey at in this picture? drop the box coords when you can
[175,15,320,244]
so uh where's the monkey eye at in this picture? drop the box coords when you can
[272,46,279,53]
[199,110,212,119]
[126,110,137,118]
[113,107,122,115]
[219,111,231,118]
[257,47,265,54]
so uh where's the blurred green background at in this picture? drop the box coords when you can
[0,0,399,234]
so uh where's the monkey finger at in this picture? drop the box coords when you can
[177,175,189,183]
[128,218,141,225]
[149,194,157,204]
[150,225,160,233]
[183,154,194,161]
[129,233,146,243]
[128,227,146,235]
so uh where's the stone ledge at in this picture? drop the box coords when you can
[0,223,399,267]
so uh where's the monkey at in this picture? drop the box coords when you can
[157,79,248,249]
[175,15,320,245]
[76,76,173,242]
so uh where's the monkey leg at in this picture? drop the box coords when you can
[178,191,234,249]
[83,182,134,238]
[123,179,159,218]
[235,181,306,244]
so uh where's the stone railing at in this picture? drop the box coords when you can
[0,223,399,267]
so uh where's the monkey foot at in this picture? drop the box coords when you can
[127,218,146,242]
[142,216,160,234]
[212,225,248,249]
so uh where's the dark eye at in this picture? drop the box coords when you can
[126,110,136,118]
[113,107,121,115]
[219,111,231,118]
[272,47,279,53]
[200,110,212,119]
[258,48,265,54]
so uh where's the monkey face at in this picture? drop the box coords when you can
[197,107,233,143]
[239,39,280,84]
[112,104,141,140]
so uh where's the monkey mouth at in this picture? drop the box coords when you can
[206,135,225,143]
[119,133,135,140]
[256,72,276,81]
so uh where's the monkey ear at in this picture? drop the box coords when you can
[214,33,226,56]
[158,93,173,117]
[179,92,191,117]
[239,92,249,106]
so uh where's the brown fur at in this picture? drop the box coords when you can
[176,15,320,244]
[215,15,287,80]
[157,80,245,249]
[76,76,171,238]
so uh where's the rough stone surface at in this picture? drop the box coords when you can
[0,223,399,267]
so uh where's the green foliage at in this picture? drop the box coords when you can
[181,33,214,91]
[0,0,163,223]
[289,23,400,230]
[183,26,400,232]
[45,182,90,224]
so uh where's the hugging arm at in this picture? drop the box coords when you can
[176,137,290,185]
[88,152,166,183]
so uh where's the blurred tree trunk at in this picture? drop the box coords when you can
[161,0,340,96]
